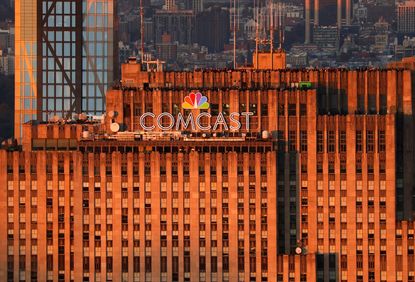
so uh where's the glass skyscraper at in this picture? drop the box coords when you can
[15,0,116,140]
[15,0,37,141]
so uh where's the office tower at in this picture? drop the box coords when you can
[154,10,195,45]
[165,0,177,11]
[313,26,339,49]
[1,57,415,281]
[397,0,415,34]
[304,0,352,43]
[14,0,116,141]
[195,7,230,53]
[156,33,178,62]
[14,0,37,142]
[193,0,203,13]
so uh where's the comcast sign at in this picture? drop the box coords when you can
[139,91,253,131]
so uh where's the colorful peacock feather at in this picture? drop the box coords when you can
[182,91,210,110]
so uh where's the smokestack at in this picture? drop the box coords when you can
[346,0,351,25]
[140,0,145,62]
[231,0,237,69]
[337,0,342,29]
[305,0,310,43]
[277,2,284,49]
[314,0,319,26]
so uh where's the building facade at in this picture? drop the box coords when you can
[304,0,352,44]
[192,0,203,14]
[154,10,195,46]
[1,61,415,281]
[313,26,339,50]
[195,7,230,53]
[397,0,415,34]
[14,0,117,141]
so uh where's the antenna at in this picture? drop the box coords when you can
[281,2,285,49]
[231,0,237,69]
[270,0,274,67]
[140,0,145,63]
[255,0,259,68]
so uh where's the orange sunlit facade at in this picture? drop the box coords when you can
[1,59,415,281]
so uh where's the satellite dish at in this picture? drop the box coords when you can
[50,115,60,122]
[79,113,88,121]
[295,247,302,255]
[110,123,120,133]
[82,131,90,139]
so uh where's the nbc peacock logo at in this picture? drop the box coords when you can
[182,91,210,110]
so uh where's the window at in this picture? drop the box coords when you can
[356,158,362,174]
[223,256,229,272]
[356,131,362,152]
[261,104,268,116]
[249,103,257,115]
[107,257,113,272]
[199,256,206,272]
[161,256,167,272]
[222,103,230,116]
[317,131,324,152]
[300,104,307,116]
[367,131,374,152]
[340,159,346,174]
[211,256,217,272]
[289,131,296,151]
[184,257,190,272]
[317,161,323,173]
[288,104,296,116]
[379,160,386,173]
[278,104,285,116]
[210,104,219,116]
[339,131,346,152]
[328,161,335,174]
[378,130,385,152]
[327,131,335,153]
[145,257,151,272]
[300,131,308,152]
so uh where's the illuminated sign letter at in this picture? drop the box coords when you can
[140,112,155,131]
[213,112,229,131]
[229,112,241,130]
[196,112,212,131]
[157,112,175,131]
[176,113,196,131]
[241,112,253,131]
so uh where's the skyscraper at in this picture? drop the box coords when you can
[165,0,177,11]
[193,0,204,13]
[304,0,352,43]
[14,0,37,141]
[2,57,415,281]
[195,7,230,53]
[154,10,195,46]
[397,0,415,34]
[14,0,116,141]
